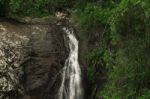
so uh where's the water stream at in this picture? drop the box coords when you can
[58,27,83,99]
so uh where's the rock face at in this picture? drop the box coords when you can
[0,19,69,99]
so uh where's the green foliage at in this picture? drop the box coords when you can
[138,89,150,99]
[9,0,49,17]
[76,0,150,99]
[9,0,22,14]
[0,0,75,17]
[87,48,102,82]
[99,1,150,99]
[79,3,112,29]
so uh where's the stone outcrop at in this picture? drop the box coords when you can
[0,19,69,99]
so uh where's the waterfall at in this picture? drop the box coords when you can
[58,27,83,99]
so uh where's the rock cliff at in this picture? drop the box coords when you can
[0,19,69,99]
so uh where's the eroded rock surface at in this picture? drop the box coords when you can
[0,20,68,99]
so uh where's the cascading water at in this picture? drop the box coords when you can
[58,27,83,99]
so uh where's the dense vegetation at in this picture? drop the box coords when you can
[77,0,150,99]
[0,0,74,17]
[0,0,150,99]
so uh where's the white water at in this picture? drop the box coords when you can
[58,27,83,99]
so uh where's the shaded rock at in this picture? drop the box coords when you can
[23,24,68,99]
